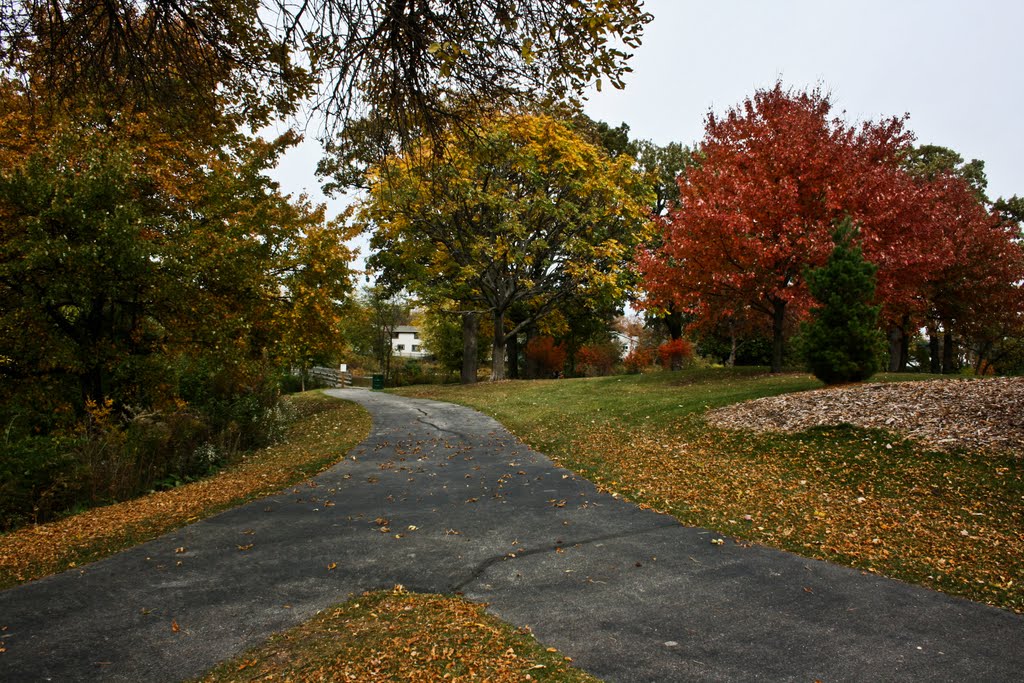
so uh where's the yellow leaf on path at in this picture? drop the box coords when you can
[171,620,180,633]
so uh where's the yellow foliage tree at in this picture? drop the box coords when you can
[360,111,654,381]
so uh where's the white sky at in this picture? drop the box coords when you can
[270,0,1024,264]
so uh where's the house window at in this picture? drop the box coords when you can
[396,344,405,351]
[413,332,420,339]
[412,345,420,352]
[392,332,400,339]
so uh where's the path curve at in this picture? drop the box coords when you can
[0,389,1021,682]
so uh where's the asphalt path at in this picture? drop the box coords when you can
[1,389,1022,682]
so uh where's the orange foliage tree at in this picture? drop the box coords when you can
[637,84,947,372]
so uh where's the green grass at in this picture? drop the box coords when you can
[194,588,599,683]
[396,368,1024,612]
[401,366,819,452]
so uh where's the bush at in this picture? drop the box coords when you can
[0,434,84,529]
[0,357,296,531]
[657,338,694,369]
[525,336,567,377]
[577,342,620,376]
[176,357,285,452]
[623,347,655,374]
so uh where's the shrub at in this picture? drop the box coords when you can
[0,434,84,529]
[657,338,694,369]
[525,336,567,377]
[577,342,620,376]
[0,357,296,531]
[623,347,654,374]
[176,357,285,452]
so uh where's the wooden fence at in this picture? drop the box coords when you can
[306,366,353,388]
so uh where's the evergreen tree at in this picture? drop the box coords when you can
[802,218,884,384]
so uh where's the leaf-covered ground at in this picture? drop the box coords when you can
[194,587,597,683]
[707,376,1024,453]
[397,369,1024,612]
[0,393,371,589]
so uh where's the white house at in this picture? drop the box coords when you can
[391,326,429,358]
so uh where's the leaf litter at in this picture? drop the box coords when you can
[193,586,597,683]
[706,377,1024,454]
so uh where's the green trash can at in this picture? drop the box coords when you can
[371,374,385,391]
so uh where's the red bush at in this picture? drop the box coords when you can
[623,347,654,374]
[577,343,620,376]
[657,338,693,369]
[525,336,567,376]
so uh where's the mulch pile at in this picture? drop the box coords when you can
[705,377,1024,454]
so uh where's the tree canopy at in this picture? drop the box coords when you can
[0,81,358,423]
[637,84,919,371]
[637,84,1024,374]
[358,110,654,380]
[2,0,652,135]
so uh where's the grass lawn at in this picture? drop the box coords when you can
[194,587,597,683]
[0,391,371,589]
[396,367,1024,613]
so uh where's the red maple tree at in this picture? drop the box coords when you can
[637,83,930,372]
[918,174,1024,371]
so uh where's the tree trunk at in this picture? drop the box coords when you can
[665,309,684,341]
[942,327,955,374]
[973,341,991,375]
[887,325,902,373]
[929,331,941,374]
[729,321,737,368]
[490,310,506,381]
[898,321,910,373]
[460,312,479,384]
[770,299,786,373]
[507,333,520,379]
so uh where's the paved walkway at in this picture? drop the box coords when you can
[1,390,1022,682]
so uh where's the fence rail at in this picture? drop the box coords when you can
[305,366,353,388]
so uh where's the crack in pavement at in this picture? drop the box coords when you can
[449,520,680,593]
[412,406,466,440]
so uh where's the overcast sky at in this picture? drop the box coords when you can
[271,0,1024,259]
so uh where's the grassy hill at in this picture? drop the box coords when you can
[397,368,1023,613]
